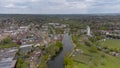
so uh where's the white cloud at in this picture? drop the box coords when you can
[0,0,120,14]
[4,3,15,8]
[4,3,28,9]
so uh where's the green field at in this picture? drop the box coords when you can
[71,53,120,68]
[0,43,18,49]
[70,44,120,68]
[67,36,120,68]
[99,39,120,49]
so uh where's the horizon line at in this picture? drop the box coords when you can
[0,13,120,15]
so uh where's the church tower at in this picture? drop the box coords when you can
[87,26,91,36]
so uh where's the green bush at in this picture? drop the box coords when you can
[2,37,11,44]
[56,41,63,48]
[64,57,73,65]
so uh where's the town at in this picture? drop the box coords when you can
[0,14,120,68]
[0,20,67,68]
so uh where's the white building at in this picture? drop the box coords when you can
[87,26,91,36]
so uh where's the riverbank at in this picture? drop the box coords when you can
[69,39,76,57]
[38,41,63,68]
[47,34,74,68]
[64,35,77,68]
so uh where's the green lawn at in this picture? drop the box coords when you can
[0,43,18,49]
[99,39,120,49]
[67,62,90,68]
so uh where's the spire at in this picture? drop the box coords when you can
[87,26,91,36]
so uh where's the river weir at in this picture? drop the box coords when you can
[47,34,74,68]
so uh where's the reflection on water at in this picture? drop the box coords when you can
[47,34,73,68]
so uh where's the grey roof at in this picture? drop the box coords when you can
[0,60,16,68]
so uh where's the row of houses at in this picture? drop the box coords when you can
[96,30,120,39]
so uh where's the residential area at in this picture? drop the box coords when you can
[0,21,67,68]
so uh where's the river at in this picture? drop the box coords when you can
[47,34,73,68]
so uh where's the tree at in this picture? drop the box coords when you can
[56,41,63,48]
[2,37,11,44]
[64,57,73,66]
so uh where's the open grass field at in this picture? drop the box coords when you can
[68,36,120,68]
[99,39,120,49]
[71,52,120,68]
[70,44,120,68]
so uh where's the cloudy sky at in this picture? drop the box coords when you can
[0,0,120,14]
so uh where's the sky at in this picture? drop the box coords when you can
[0,0,120,14]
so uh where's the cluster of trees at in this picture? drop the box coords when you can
[45,41,63,57]
[72,35,78,44]
[0,37,18,49]
[16,46,38,68]
[38,41,63,68]
[16,58,30,68]
[64,57,74,68]
[55,41,63,49]
[1,37,11,45]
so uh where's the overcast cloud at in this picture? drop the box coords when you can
[0,0,120,14]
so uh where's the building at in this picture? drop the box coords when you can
[0,58,17,68]
[0,48,18,68]
[87,26,91,36]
